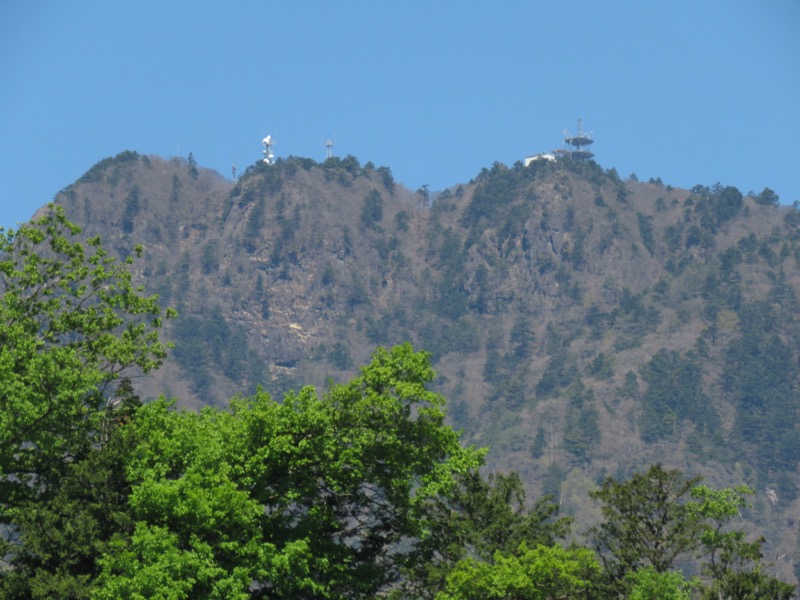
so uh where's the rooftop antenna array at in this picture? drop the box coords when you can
[262,135,275,165]
[556,118,594,161]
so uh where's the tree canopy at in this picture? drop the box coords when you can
[92,344,485,598]
[0,207,795,598]
[590,465,795,599]
[0,206,173,596]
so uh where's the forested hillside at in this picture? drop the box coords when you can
[45,149,800,586]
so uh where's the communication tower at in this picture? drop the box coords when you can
[556,118,594,161]
[324,135,335,160]
[262,135,275,165]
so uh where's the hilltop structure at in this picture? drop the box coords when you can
[556,118,594,161]
[525,118,594,166]
[262,135,275,164]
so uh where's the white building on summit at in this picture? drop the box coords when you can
[523,153,556,167]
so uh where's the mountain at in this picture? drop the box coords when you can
[49,150,800,583]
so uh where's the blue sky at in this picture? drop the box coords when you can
[1,1,798,229]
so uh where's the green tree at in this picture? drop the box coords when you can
[244,197,266,253]
[395,210,410,231]
[535,350,574,399]
[690,485,795,599]
[588,352,614,380]
[589,464,703,589]
[200,240,219,274]
[0,206,172,592]
[639,349,718,443]
[121,185,141,234]
[562,381,600,463]
[723,303,798,497]
[0,380,142,599]
[436,543,600,600]
[377,165,395,193]
[94,344,484,598]
[591,466,796,599]
[510,315,535,360]
[187,151,198,179]
[692,183,743,230]
[626,567,696,600]
[754,187,779,207]
[637,212,656,256]
[361,188,384,229]
[93,397,268,599]
[405,471,571,598]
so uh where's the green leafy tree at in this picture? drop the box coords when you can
[626,567,696,600]
[690,485,795,599]
[404,471,571,598]
[94,344,484,598]
[92,397,268,599]
[0,206,173,593]
[0,380,141,599]
[435,542,600,600]
[591,466,796,599]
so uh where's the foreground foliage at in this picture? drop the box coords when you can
[0,210,794,598]
[93,344,485,598]
[436,543,600,600]
[0,206,172,596]
[590,465,795,599]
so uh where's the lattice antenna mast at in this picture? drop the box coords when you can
[559,118,594,161]
[324,134,335,160]
[262,135,275,165]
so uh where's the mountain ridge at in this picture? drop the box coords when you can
[49,150,800,583]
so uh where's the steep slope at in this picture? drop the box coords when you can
[51,151,800,583]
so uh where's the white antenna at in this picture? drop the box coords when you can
[262,135,275,165]
[324,133,335,159]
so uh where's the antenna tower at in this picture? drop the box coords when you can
[324,135,335,160]
[556,118,594,161]
[262,135,275,165]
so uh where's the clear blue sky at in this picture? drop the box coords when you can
[1,1,798,229]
